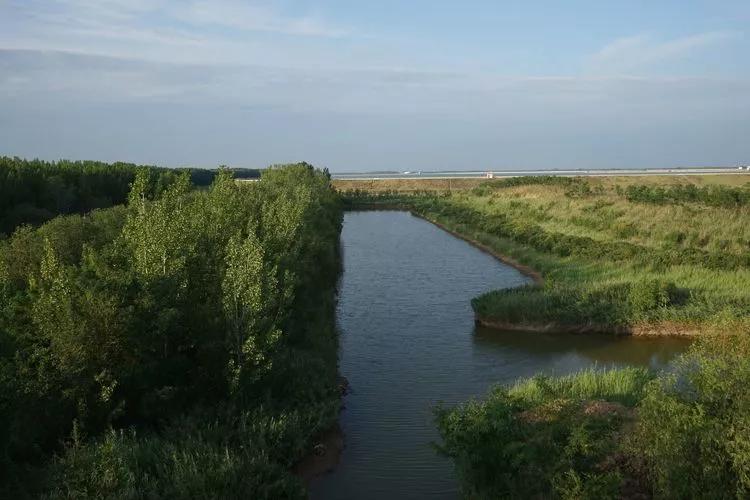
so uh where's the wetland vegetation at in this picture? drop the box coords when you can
[339,174,750,498]
[338,175,750,336]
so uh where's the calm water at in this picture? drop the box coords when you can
[310,211,688,500]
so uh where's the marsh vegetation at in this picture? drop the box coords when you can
[340,175,750,335]
[341,175,750,498]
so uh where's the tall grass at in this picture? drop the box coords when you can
[509,366,652,407]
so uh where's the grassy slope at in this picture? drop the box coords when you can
[337,175,750,335]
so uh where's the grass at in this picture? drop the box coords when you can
[508,367,652,407]
[339,175,750,335]
[435,367,653,499]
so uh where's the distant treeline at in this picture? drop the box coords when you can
[0,164,341,497]
[0,157,261,236]
[623,183,750,207]
[470,176,595,197]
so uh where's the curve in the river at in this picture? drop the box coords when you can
[311,210,688,500]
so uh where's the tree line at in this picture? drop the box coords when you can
[0,157,261,236]
[0,163,342,497]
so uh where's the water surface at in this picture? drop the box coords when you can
[311,211,688,499]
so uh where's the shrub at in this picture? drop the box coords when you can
[628,279,677,317]
[45,411,309,499]
[625,184,750,208]
[470,175,582,196]
[634,340,750,498]
[436,368,653,499]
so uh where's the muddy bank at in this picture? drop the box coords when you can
[475,317,702,337]
[293,424,346,486]
[293,377,349,485]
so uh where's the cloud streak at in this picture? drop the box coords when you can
[586,31,741,75]
[175,1,349,37]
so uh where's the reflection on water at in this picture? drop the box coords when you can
[311,211,689,500]
[473,326,689,375]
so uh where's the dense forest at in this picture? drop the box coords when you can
[0,163,341,498]
[341,175,750,498]
[0,157,260,236]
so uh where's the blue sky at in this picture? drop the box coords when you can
[1,0,748,171]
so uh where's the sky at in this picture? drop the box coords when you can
[1,0,749,171]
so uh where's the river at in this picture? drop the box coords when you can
[310,210,688,499]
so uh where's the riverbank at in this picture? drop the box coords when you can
[340,175,750,337]
[337,176,750,498]
[408,213,703,336]
[310,210,688,499]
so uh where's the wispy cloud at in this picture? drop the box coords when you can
[586,31,741,75]
[175,1,349,37]
[0,3,361,79]
[4,0,349,53]
[0,0,356,70]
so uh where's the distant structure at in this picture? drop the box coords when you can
[485,171,494,179]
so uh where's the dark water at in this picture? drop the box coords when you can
[310,211,688,500]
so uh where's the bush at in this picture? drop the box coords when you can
[628,279,677,317]
[634,341,750,498]
[435,368,653,499]
[625,184,750,208]
[470,175,582,196]
[0,164,343,497]
[45,413,308,500]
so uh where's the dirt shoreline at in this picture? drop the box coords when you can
[292,376,349,486]
[292,423,345,486]
[411,212,545,286]
[474,317,702,337]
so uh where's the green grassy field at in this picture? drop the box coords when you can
[338,175,750,336]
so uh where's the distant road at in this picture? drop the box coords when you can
[332,167,749,180]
